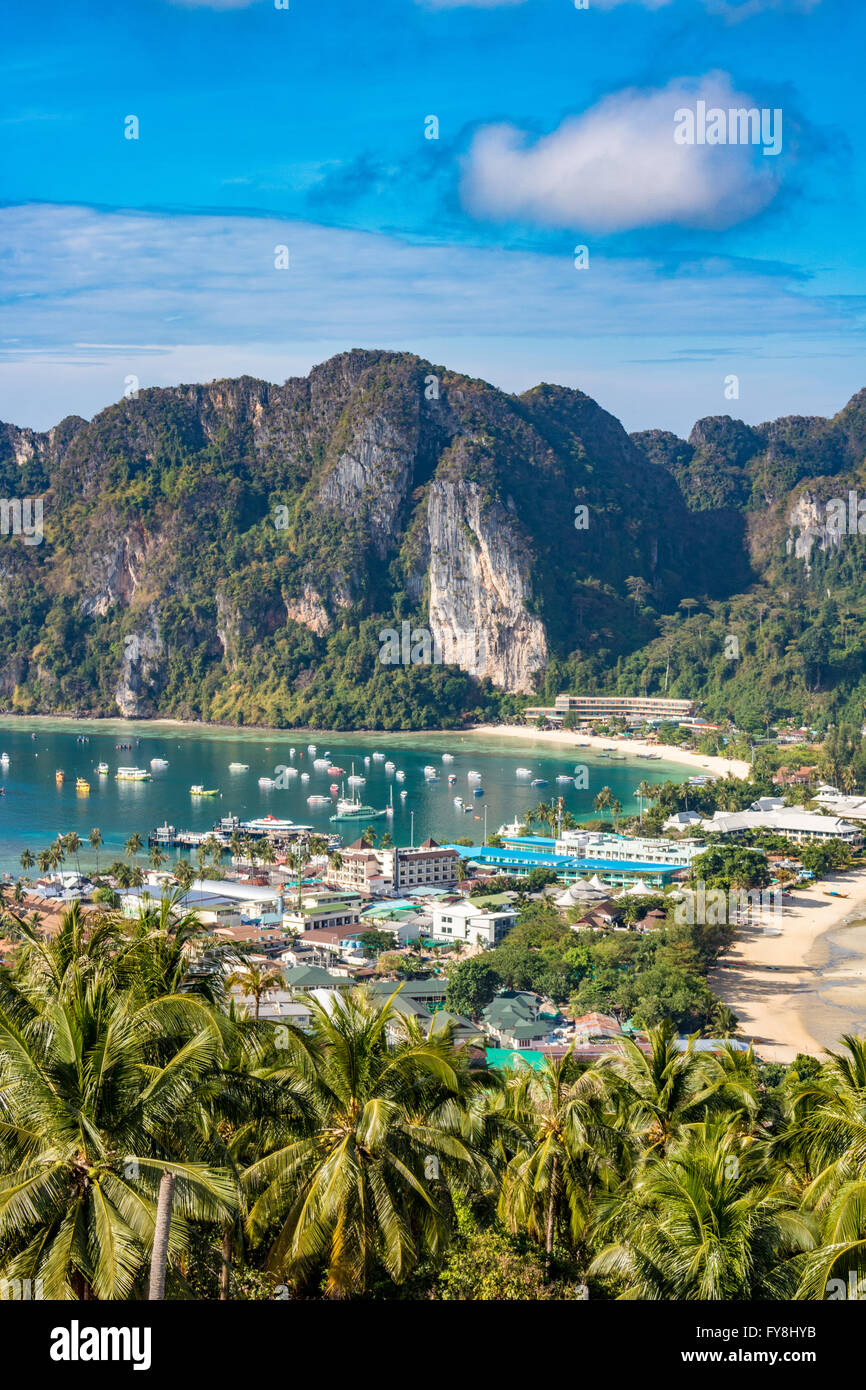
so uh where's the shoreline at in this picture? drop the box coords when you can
[464,723,752,780]
[709,869,866,1062]
[0,713,751,778]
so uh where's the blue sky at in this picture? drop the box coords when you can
[1,0,864,433]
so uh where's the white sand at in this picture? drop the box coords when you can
[708,869,866,1062]
[465,723,752,780]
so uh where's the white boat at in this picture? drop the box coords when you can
[372,752,385,761]
[289,747,296,757]
[516,767,533,777]
[395,770,405,781]
[454,797,464,806]
[228,762,248,771]
[307,795,330,805]
[115,766,151,781]
[95,762,109,775]
[0,752,9,764]
[400,789,408,798]
[282,766,299,778]
[347,775,366,786]
[258,777,275,788]
[556,774,574,783]
[151,757,169,768]
[467,770,482,781]
[313,758,330,769]
[448,774,457,784]
[307,744,317,753]
[442,753,454,763]
[384,760,396,771]
[423,765,437,775]
[301,773,310,782]
[364,756,370,765]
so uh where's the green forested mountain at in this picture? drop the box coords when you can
[1,349,865,731]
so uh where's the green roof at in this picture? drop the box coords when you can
[367,976,447,997]
[283,966,352,988]
[505,1022,552,1040]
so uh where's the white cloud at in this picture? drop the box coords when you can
[461,74,783,233]
[0,202,857,432]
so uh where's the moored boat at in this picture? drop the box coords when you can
[190,785,219,797]
[116,766,151,781]
[95,762,109,775]
[76,778,90,793]
[151,757,169,769]
[228,762,248,771]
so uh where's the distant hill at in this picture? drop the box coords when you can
[1,349,864,732]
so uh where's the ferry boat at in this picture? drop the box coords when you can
[95,762,109,775]
[151,758,169,769]
[228,762,249,771]
[330,799,387,822]
[258,777,275,788]
[75,778,90,793]
[116,767,151,781]
[190,785,219,797]
[55,770,65,783]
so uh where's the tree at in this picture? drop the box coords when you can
[19,848,35,878]
[125,832,144,863]
[356,929,396,958]
[244,990,482,1297]
[89,827,103,876]
[445,958,500,1018]
[226,963,285,1020]
[173,859,196,893]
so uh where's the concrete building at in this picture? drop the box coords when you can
[698,807,862,846]
[329,838,460,896]
[429,899,516,947]
[524,693,695,725]
[553,830,704,867]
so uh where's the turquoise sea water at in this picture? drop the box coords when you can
[0,717,687,875]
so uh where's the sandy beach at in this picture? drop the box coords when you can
[466,723,752,780]
[709,868,866,1062]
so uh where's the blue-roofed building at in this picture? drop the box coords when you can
[442,844,679,889]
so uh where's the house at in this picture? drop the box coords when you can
[283,890,362,936]
[365,976,449,1009]
[662,811,705,831]
[572,1011,623,1042]
[429,899,516,948]
[481,991,554,1045]
[772,765,820,788]
[281,965,354,995]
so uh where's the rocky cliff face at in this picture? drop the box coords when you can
[0,349,863,728]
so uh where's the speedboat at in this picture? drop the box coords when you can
[301,773,310,782]
[384,760,396,771]
[556,774,573,783]
[258,777,275,788]
[0,752,8,765]
[95,762,109,775]
[423,765,437,775]
[330,783,339,792]
[328,765,345,776]
[347,775,366,786]
[76,778,90,793]
[395,769,405,781]
[307,795,330,805]
[372,752,385,761]
[151,757,169,768]
[467,770,482,781]
[516,767,532,777]
[307,744,317,752]
[364,756,370,765]
[228,762,248,771]
[531,778,548,787]
[289,747,296,757]
[313,758,330,769]
[55,770,65,782]
[442,753,454,763]
[400,789,408,798]
[454,796,464,806]
[448,774,457,784]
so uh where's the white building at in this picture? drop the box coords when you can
[555,830,704,866]
[698,808,862,846]
[813,787,866,823]
[429,900,516,948]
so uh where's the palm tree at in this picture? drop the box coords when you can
[37,848,52,879]
[149,846,167,872]
[244,989,482,1297]
[591,1118,813,1299]
[89,827,103,876]
[19,849,34,878]
[635,781,654,824]
[600,1022,731,1156]
[594,786,614,822]
[226,963,285,1020]
[173,859,196,894]
[125,832,144,864]
[285,844,310,910]
[499,1051,626,1260]
[0,928,236,1298]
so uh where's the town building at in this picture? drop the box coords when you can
[329,838,461,896]
[698,807,862,846]
[523,693,696,725]
[429,899,516,947]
